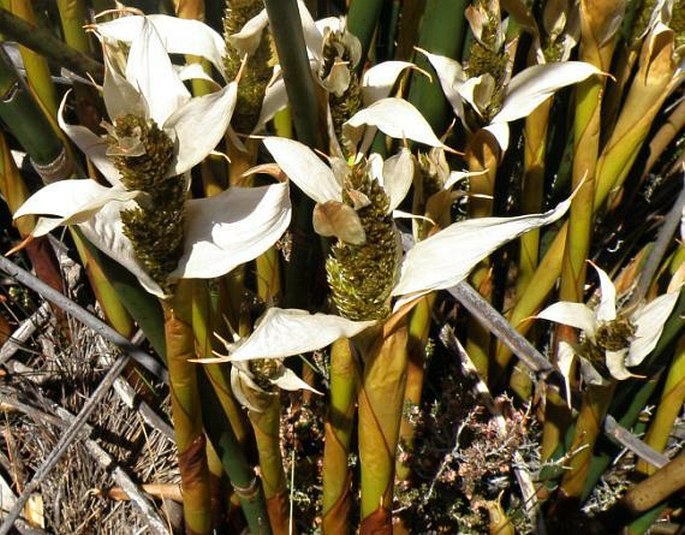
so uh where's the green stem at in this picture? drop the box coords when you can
[559,382,616,499]
[322,337,359,533]
[358,320,408,530]
[0,7,103,82]
[581,372,662,501]
[518,97,553,296]
[56,0,90,54]
[199,370,272,535]
[396,294,433,482]
[249,398,290,535]
[636,336,685,476]
[406,0,468,138]
[4,1,58,117]
[0,46,63,166]
[162,280,212,535]
[347,0,384,69]
[263,0,319,149]
[263,0,321,311]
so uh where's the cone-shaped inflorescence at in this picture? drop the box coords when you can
[672,0,685,50]
[249,357,281,392]
[464,0,508,121]
[583,317,636,379]
[223,0,274,133]
[465,19,505,79]
[107,114,185,295]
[629,0,657,48]
[326,159,399,321]
[321,28,363,149]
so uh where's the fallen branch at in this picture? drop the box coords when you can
[0,386,169,534]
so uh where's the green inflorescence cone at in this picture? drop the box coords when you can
[108,114,185,295]
[464,1,507,121]
[630,0,657,47]
[223,0,274,134]
[582,317,636,379]
[326,160,400,321]
[671,0,685,51]
[249,358,282,391]
[321,29,364,150]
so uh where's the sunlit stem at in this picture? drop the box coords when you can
[395,293,434,482]
[358,319,408,530]
[3,0,58,117]
[249,398,291,534]
[465,129,500,382]
[495,27,676,379]
[636,336,685,476]
[162,280,212,534]
[518,97,553,295]
[559,381,616,498]
[322,337,359,533]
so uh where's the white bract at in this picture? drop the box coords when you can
[226,2,423,135]
[206,307,374,409]
[538,263,680,402]
[230,358,323,413]
[98,7,428,148]
[200,136,574,364]
[264,136,413,246]
[15,16,291,298]
[420,49,602,152]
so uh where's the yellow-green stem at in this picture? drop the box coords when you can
[192,280,252,450]
[162,280,212,535]
[252,223,290,534]
[72,231,135,338]
[5,0,58,117]
[322,337,358,533]
[518,97,553,295]
[636,335,685,476]
[56,0,90,54]
[465,129,500,382]
[560,382,616,498]
[495,27,676,379]
[358,318,408,530]
[249,398,290,535]
[396,294,434,482]
[559,0,618,329]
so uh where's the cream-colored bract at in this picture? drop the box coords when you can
[538,263,680,386]
[208,137,575,364]
[263,137,414,246]
[391,198,573,303]
[230,359,322,413]
[420,49,602,152]
[343,98,449,153]
[205,308,376,363]
[15,16,291,298]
